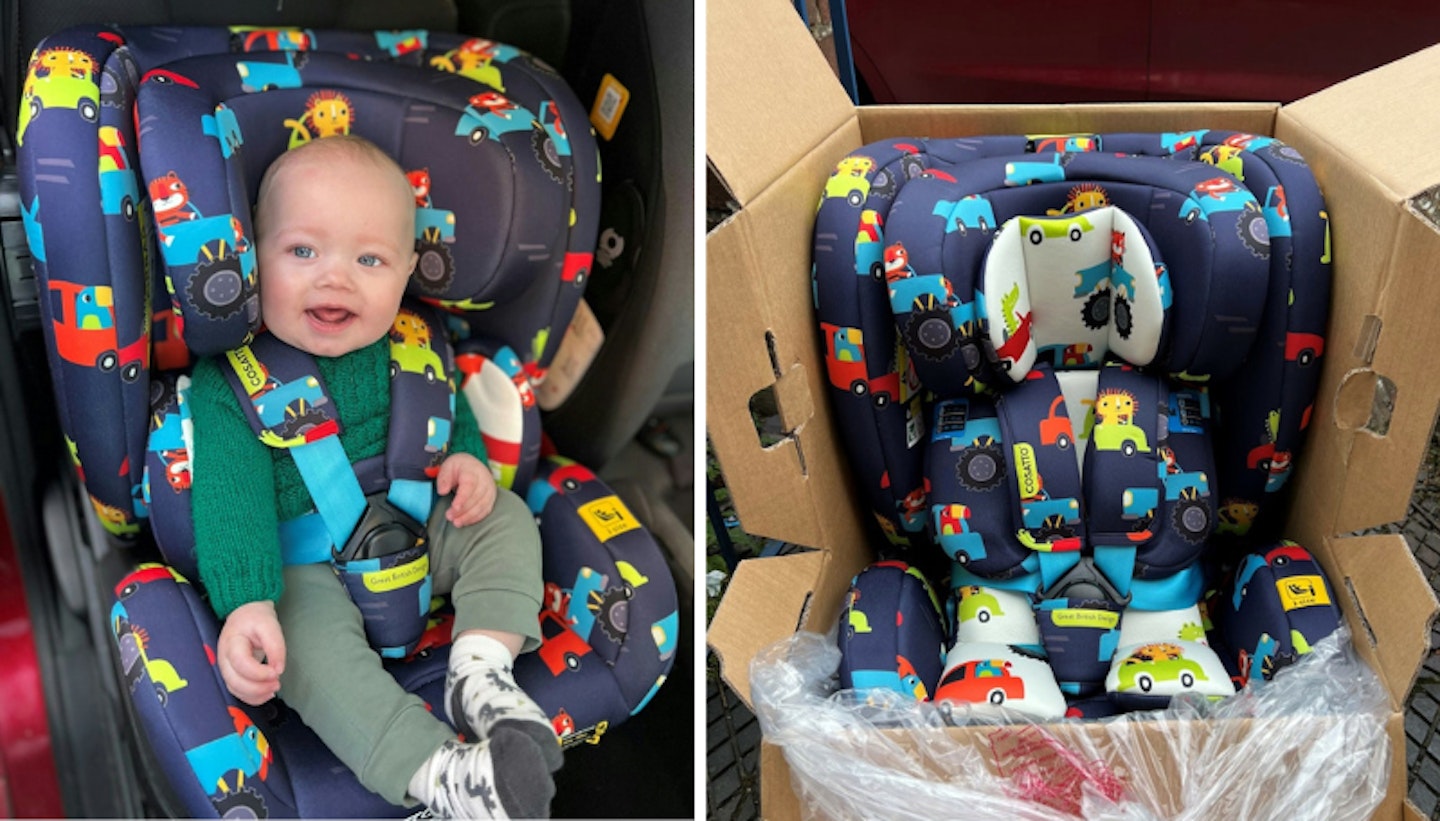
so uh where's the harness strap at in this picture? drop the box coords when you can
[290,435,367,551]
[222,299,456,563]
[386,478,435,526]
[993,362,1180,606]
[992,366,1102,598]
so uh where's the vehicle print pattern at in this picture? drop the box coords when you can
[812,130,1328,563]
[821,134,1325,717]
[21,24,672,817]
[20,23,600,540]
[836,561,947,702]
[1213,541,1342,688]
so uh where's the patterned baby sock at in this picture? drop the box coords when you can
[446,633,563,772]
[408,727,555,819]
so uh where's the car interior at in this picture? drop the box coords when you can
[0,0,694,817]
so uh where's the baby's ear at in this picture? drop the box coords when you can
[407,251,420,278]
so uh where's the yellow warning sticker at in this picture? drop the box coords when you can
[590,73,630,141]
[1276,575,1331,610]
[578,495,641,542]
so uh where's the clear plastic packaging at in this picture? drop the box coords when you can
[751,626,1390,820]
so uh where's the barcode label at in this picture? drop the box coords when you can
[589,74,630,140]
[599,87,621,121]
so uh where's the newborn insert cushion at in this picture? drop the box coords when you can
[980,206,1169,380]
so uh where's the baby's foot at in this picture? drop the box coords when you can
[446,634,563,772]
[409,728,554,819]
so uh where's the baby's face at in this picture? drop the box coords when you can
[257,151,417,357]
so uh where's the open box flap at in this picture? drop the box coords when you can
[1281,43,1440,202]
[708,174,881,707]
[707,550,826,705]
[1277,50,1440,537]
[706,0,854,207]
[1321,532,1438,709]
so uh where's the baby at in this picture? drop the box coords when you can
[187,135,559,818]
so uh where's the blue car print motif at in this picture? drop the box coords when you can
[1005,155,1066,186]
[455,91,540,146]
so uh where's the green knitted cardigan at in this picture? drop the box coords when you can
[188,337,487,618]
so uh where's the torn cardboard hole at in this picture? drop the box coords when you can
[1408,184,1440,233]
[747,331,816,470]
[1334,368,1397,436]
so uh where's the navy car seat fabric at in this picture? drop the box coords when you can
[836,560,947,700]
[19,24,674,818]
[812,132,1329,551]
[20,24,598,539]
[109,455,676,818]
[1211,540,1342,688]
[927,363,1216,597]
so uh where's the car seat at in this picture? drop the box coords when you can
[815,130,1330,716]
[813,132,1330,553]
[19,23,678,817]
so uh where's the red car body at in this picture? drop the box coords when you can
[549,462,597,493]
[47,280,147,380]
[561,251,591,286]
[537,608,592,676]
[935,658,1025,706]
[847,3,1440,105]
[1039,395,1073,448]
[1265,542,1312,566]
[1285,332,1324,366]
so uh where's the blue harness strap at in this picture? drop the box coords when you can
[990,362,1200,607]
[221,298,457,561]
[291,436,367,550]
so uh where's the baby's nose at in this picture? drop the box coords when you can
[317,260,355,289]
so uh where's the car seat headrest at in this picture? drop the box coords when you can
[135,47,596,357]
[881,151,1270,398]
[981,206,1170,380]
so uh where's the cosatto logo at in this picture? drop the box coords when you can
[1013,443,1040,499]
[226,346,267,395]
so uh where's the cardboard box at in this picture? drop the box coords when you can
[705,0,1440,816]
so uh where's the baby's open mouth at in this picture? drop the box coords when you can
[307,307,355,327]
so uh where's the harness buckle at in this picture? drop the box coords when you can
[334,492,426,562]
[1041,552,1131,607]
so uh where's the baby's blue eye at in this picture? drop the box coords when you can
[359,254,382,268]
[291,245,315,259]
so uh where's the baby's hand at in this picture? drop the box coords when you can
[217,600,286,705]
[436,452,498,527]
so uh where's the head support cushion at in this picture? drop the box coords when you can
[980,206,1169,380]
[881,151,1268,398]
[135,47,596,358]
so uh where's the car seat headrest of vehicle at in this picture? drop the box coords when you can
[983,205,1169,380]
[136,49,586,356]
